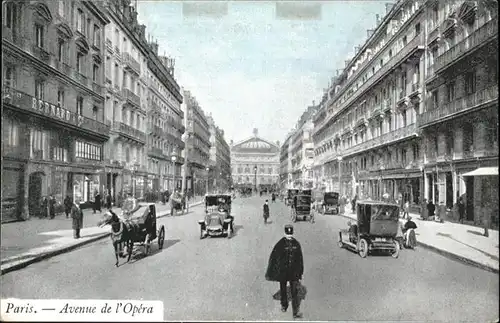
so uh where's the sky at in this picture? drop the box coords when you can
[137,1,389,144]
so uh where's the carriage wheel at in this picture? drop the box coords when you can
[227,224,232,239]
[158,226,165,250]
[358,239,368,258]
[392,241,400,258]
[200,227,204,239]
[144,234,151,255]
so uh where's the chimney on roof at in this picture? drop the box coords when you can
[367,29,375,38]
[376,14,381,24]
[312,100,316,106]
[276,140,280,147]
[230,140,234,146]
[355,46,361,54]
[345,60,350,67]
[253,128,258,137]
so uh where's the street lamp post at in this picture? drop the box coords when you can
[132,162,138,198]
[181,133,189,196]
[171,155,177,191]
[205,167,210,194]
[253,165,258,194]
[337,157,342,196]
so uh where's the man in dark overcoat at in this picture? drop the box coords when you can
[265,225,304,318]
[48,195,56,219]
[263,200,270,224]
[64,195,72,218]
[71,198,84,239]
[94,192,102,213]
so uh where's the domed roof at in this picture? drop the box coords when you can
[231,136,279,154]
[240,140,272,150]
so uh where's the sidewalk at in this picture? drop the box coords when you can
[336,210,499,273]
[1,197,204,275]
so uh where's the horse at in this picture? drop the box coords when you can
[98,210,135,267]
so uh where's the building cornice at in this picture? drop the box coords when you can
[84,1,110,25]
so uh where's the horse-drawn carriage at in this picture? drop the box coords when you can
[338,201,400,258]
[99,197,165,266]
[198,194,234,239]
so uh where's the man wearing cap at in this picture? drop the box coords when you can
[265,224,304,318]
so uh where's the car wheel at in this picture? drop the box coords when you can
[358,239,368,258]
[199,227,204,239]
[337,231,344,248]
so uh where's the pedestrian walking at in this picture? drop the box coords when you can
[427,200,436,220]
[263,200,270,224]
[420,198,428,220]
[93,192,102,213]
[71,198,83,239]
[64,195,72,218]
[106,192,112,209]
[458,197,465,224]
[265,225,304,318]
[40,196,48,218]
[436,201,446,223]
[48,195,56,219]
[402,200,410,219]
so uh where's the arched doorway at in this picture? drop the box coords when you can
[28,172,45,217]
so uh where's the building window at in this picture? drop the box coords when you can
[446,82,456,102]
[465,71,476,94]
[402,110,407,127]
[4,2,19,30]
[76,52,84,73]
[35,80,44,100]
[3,118,19,149]
[76,141,102,161]
[31,129,46,159]
[35,24,44,48]
[57,39,65,62]
[93,24,100,47]
[431,90,438,109]
[402,35,407,46]
[58,1,65,17]
[92,106,98,120]
[4,66,15,88]
[413,143,420,160]
[76,97,83,115]
[92,64,99,82]
[57,90,65,107]
[77,9,84,33]
[389,49,393,58]
[415,22,421,35]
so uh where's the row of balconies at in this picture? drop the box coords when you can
[418,84,498,127]
[122,52,141,75]
[433,16,497,75]
[3,85,110,138]
[315,33,425,135]
[111,121,146,143]
[3,28,106,97]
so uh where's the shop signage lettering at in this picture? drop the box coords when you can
[32,98,83,125]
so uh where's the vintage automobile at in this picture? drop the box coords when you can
[198,194,234,239]
[320,192,340,215]
[338,201,400,258]
[291,191,314,223]
[285,189,299,206]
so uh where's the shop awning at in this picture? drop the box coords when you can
[462,167,498,177]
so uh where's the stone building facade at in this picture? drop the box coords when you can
[231,129,280,192]
[207,114,232,192]
[312,0,497,228]
[182,90,211,195]
[2,0,110,221]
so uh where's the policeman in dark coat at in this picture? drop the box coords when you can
[265,225,304,318]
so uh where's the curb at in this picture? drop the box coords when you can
[1,201,204,276]
[331,212,499,274]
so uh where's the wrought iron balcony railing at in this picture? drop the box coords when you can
[2,85,110,137]
[122,52,141,75]
[122,88,140,107]
[112,121,146,143]
[418,84,498,127]
[434,17,498,73]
